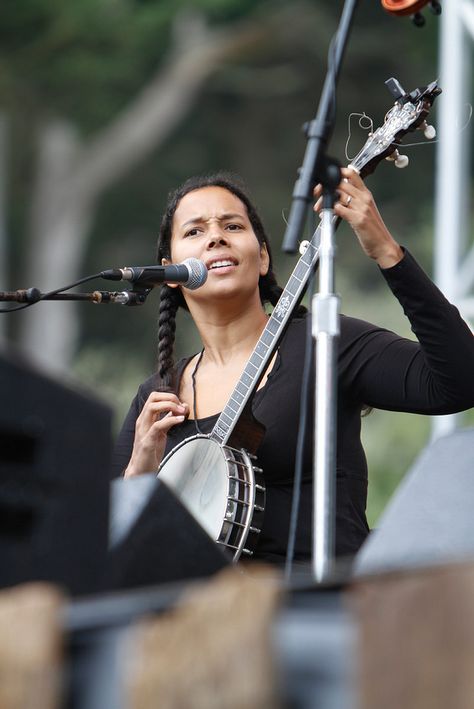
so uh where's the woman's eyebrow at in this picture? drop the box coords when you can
[181,212,245,229]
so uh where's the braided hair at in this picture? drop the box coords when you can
[156,172,300,391]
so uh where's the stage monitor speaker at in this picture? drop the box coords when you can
[354,428,474,578]
[0,349,112,595]
[106,474,230,590]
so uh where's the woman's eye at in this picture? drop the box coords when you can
[226,223,242,231]
[185,227,201,237]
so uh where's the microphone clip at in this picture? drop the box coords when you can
[126,286,152,306]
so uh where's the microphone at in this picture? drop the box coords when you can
[101,257,208,290]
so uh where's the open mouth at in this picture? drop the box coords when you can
[207,258,238,271]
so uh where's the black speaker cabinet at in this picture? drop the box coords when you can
[0,349,112,595]
[354,428,474,577]
[106,475,230,590]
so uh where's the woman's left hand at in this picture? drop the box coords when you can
[314,167,404,269]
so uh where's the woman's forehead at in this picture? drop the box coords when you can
[172,186,248,229]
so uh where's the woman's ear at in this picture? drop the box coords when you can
[259,243,270,277]
[161,258,180,289]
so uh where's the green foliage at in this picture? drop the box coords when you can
[0,0,286,131]
[362,409,431,527]
[0,0,177,129]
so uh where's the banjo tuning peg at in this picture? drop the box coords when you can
[419,120,436,139]
[395,153,409,168]
[386,149,409,169]
[412,12,426,27]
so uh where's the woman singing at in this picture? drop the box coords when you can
[111,170,474,565]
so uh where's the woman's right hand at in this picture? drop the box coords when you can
[123,392,189,478]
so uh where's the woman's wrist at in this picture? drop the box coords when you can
[124,452,158,478]
[123,463,140,478]
[374,241,404,270]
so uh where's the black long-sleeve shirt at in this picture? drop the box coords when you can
[111,251,474,563]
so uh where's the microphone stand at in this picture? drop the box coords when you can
[281,0,359,256]
[0,287,152,306]
[281,0,359,583]
[0,258,206,312]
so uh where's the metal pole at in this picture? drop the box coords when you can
[312,204,340,582]
[432,0,467,438]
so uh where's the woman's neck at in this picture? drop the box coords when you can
[189,298,268,366]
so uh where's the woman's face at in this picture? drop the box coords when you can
[167,186,269,303]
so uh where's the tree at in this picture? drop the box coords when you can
[1,1,440,374]
[0,0,295,371]
[20,11,271,371]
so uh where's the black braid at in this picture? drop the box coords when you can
[156,285,179,393]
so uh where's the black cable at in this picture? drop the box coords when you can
[284,272,315,581]
[284,206,321,580]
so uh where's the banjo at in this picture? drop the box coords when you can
[158,79,441,561]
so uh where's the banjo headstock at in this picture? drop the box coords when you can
[350,79,441,178]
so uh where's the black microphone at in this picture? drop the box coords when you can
[101,257,208,290]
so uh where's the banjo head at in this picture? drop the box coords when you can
[158,435,265,560]
[159,436,230,540]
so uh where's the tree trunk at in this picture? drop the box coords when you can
[20,122,93,371]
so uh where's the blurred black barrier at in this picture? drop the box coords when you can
[106,475,230,590]
[0,349,112,595]
[354,427,474,577]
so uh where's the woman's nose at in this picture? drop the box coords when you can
[207,230,229,248]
